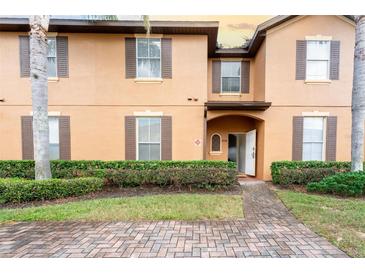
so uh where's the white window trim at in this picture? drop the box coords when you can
[305,40,331,82]
[47,37,58,78]
[302,116,327,161]
[136,38,162,79]
[29,111,61,116]
[220,61,241,94]
[136,117,162,160]
[210,133,222,154]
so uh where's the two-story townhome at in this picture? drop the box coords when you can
[0,15,356,180]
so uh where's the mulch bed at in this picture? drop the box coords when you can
[0,184,242,209]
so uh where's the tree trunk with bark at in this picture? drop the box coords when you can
[351,16,365,171]
[29,15,51,179]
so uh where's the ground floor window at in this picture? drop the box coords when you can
[302,117,325,161]
[137,117,161,160]
[48,116,60,160]
[211,133,221,153]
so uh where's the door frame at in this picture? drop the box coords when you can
[227,130,257,176]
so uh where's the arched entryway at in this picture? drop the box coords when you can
[206,114,265,179]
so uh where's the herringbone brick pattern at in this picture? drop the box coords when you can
[0,181,347,258]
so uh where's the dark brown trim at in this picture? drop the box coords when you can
[205,101,271,111]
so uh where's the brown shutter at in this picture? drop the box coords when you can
[56,36,69,77]
[296,40,307,80]
[125,38,136,79]
[330,41,340,80]
[125,116,136,160]
[292,116,304,160]
[212,61,221,93]
[326,116,337,161]
[19,36,30,77]
[59,116,71,160]
[161,38,172,78]
[241,61,250,93]
[161,116,172,160]
[21,116,34,160]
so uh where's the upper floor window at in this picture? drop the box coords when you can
[306,40,330,80]
[221,61,241,93]
[137,117,161,160]
[302,117,325,161]
[48,116,60,160]
[136,38,161,78]
[47,37,57,77]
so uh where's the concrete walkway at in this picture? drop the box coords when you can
[0,181,348,258]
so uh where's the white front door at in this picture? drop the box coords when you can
[245,129,256,176]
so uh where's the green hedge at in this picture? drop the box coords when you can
[0,160,236,179]
[105,168,238,190]
[271,161,351,185]
[0,177,103,204]
[307,172,365,196]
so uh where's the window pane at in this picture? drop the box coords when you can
[303,143,323,161]
[138,118,149,142]
[47,38,56,57]
[137,39,148,57]
[307,40,330,60]
[306,60,329,80]
[49,143,60,160]
[49,117,59,144]
[149,39,161,57]
[222,77,240,92]
[149,118,161,142]
[303,117,324,142]
[221,62,240,77]
[211,134,221,152]
[137,59,150,78]
[138,144,149,160]
[47,57,57,77]
[149,144,160,160]
[149,59,161,78]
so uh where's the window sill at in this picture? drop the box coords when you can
[219,93,242,96]
[304,80,332,85]
[48,77,59,82]
[210,151,223,155]
[134,78,163,84]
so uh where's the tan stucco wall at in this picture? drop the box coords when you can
[265,15,355,106]
[253,39,266,101]
[0,32,208,160]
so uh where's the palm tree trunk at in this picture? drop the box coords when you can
[29,15,51,179]
[351,16,365,171]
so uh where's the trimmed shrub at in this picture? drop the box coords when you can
[271,161,351,185]
[0,177,103,204]
[307,172,365,197]
[105,168,238,190]
[0,160,236,179]
[278,168,338,185]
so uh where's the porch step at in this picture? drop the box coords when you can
[237,173,247,178]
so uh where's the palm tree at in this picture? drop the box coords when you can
[29,15,150,180]
[29,15,51,180]
[351,16,365,171]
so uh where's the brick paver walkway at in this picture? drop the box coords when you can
[0,181,347,258]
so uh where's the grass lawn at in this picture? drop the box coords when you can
[276,190,365,258]
[0,194,243,223]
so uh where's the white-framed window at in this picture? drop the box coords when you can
[137,117,161,160]
[136,38,161,78]
[306,40,330,80]
[48,116,60,160]
[302,117,326,161]
[47,37,57,77]
[221,61,241,93]
[211,133,222,153]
